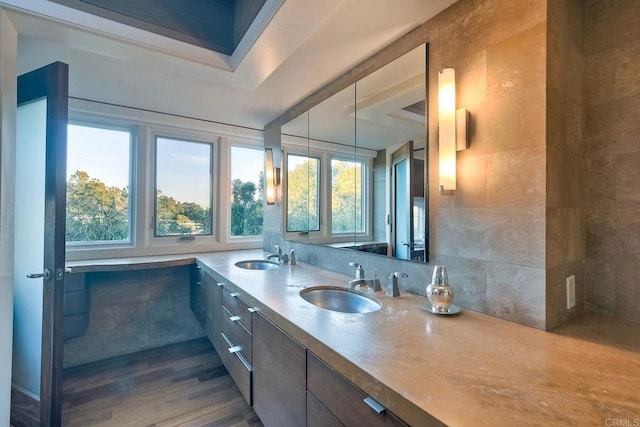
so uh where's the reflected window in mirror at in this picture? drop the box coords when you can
[286,152,319,233]
[330,157,365,234]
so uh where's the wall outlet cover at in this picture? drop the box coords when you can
[566,275,576,310]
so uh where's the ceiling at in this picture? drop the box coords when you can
[1,0,457,130]
[49,0,267,56]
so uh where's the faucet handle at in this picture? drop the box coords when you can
[349,262,364,279]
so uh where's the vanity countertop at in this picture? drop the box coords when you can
[68,250,640,426]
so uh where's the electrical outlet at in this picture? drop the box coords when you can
[566,275,576,310]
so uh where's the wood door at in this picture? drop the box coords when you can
[12,62,68,427]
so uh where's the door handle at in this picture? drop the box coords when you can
[27,268,50,280]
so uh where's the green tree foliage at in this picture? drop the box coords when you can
[287,158,319,232]
[230,172,264,236]
[67,170,264,241]
[66,170,129,241]
[155,191,211,236]
[331,161,362,233]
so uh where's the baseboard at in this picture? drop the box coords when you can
[10,384,39,427]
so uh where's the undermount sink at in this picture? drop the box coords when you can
[300,286,382,313]
[234,260,281,270]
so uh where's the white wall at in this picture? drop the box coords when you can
[0,7,17,424]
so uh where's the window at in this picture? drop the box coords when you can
[65,104,265,260]
[331,158,364,234]
[286,153,319,232]
[230,146,264,237]
[66,123,132,244]
[155,137,212,237]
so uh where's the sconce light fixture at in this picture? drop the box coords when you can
[265,148,281,205]
[438,67,469,195]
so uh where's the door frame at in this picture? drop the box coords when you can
[12,61,68,427]
[390,140,414,260]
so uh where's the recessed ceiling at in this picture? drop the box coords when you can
[49,0,267,56]
[1,0,458,129]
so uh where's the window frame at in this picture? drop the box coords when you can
[65,99,264,262]
[283,147,322,238]
[152,134,215,239]
[225,138,265,243]
[281,136,375,245]
[64,118,137,250]
[329,154,368,237]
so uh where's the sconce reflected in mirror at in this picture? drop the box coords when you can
[438,67,469,196]
[265,148,281,205]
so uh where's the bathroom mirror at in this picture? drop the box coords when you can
[280,44,427,262]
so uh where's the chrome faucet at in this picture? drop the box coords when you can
[386,272,407,297]
[267,245,289,264]
[347,262,382,291]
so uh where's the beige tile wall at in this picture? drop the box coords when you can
[429,0,549,329]
[545,0,586,329]
[584,0,640,325]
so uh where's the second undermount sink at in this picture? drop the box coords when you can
[300,286,382,313]
[234,260,281,270]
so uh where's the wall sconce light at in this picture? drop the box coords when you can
[265,148,281,205]
[438,67,469,195]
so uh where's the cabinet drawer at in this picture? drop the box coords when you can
[307,391,342,427]
[220,332,252,405]
[307,352,408,427]
[221,306,252,365]
[222,287,252,332]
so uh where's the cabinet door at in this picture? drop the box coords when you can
[307,352,408,427]
[253,313,306,427]
[307,391,342,427]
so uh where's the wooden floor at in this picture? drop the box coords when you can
[62,338,263,427]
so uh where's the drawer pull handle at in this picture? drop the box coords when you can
[220,332,233,347]
[363,397,386,414]
[196,281,202,285]
[248,307,258,313]
[229,292,239,298]
[217,282,224,287]
[228,345,242,354]
[229,315,241,322]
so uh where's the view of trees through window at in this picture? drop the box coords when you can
[155,137,212,236]
[331,159,363,233]
[287,154,319,232]
[231,146,264,236]
[66,124,131,243]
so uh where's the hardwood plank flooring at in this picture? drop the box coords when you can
[62,338,263,427]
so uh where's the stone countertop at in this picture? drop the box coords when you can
[68,250,640,426]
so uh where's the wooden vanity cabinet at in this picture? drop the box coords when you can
[253,312,306,427]
[219,286,254,404]
[307,352,408,427]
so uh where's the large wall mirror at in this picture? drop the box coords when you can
[280,44,427,263]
